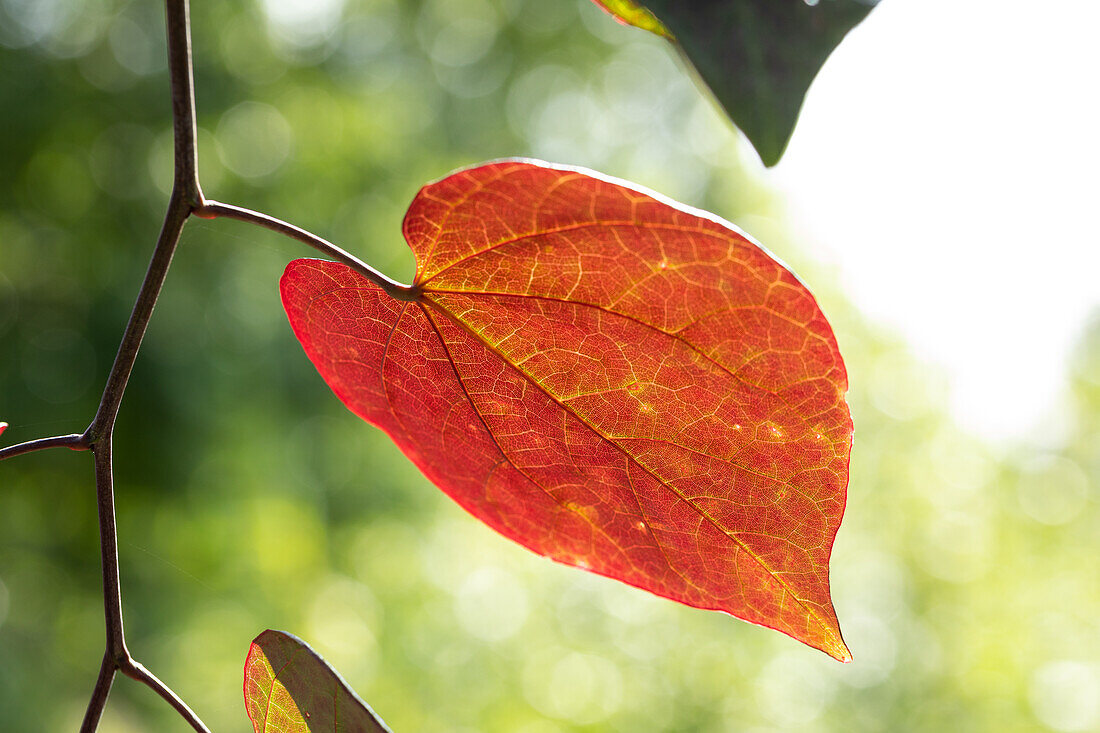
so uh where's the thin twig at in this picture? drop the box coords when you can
[80,441,127,733]
[167,0,204,207]
[121,659,211,733]
[0,433,87,461]
[84,436,213,731]
[93,438,126,659]
[196,200,421,301]
[75,1,212,731]
[86,0,202,443]
[83,192,191,443]
[79,655,117,733]
[9,0,399,728]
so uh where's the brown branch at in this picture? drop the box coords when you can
[80,440,128,733]
[0,433,87,461]
[77,1,211,731]
[122,659,210,733]
[84,193,191,444]
[4,0,401,728]
[85,0,203,444]
[82,437,212,733]
[94,439,127,661]
[79,655,117,733]
[168,0,204,207]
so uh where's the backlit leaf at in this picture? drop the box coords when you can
[591,0,671,38]
[244,629,391,733]
[590,0,876,166]
[281,160,852,660]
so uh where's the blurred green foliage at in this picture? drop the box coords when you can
[1,1,1098,731]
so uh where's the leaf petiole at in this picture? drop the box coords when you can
[196,200,421,302]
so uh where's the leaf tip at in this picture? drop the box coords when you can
[744,129,789,169]
[821,627,853,663]
[0,422,7,438]
[758,147,785,169]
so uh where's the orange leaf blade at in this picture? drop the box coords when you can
[281,161,853,660]
[244,630,391,733]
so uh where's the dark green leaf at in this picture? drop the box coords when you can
[593,0,876,166]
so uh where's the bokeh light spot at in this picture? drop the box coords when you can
[455,566,530,642]
[1017,455,1090,526]
[1029,661,1100,732]
[216,101,292,179]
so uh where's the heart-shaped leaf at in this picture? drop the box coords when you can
[244,630,391,733]
[591,0,876,166]
[281,160,852,660]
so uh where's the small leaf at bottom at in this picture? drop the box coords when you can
[244,629,391,733]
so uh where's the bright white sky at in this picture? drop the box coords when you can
[773,0,1100,443]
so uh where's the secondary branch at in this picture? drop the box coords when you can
[0,433,87,461]
[121,660,210,733]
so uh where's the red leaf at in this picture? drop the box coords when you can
[281,160,853,660]
[0,422,6,438]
